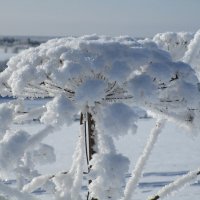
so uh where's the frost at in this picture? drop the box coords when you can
[89,153,129,200]
[31,143,56,165]
[128,74,157,104]
[153,31,193,61]
[0,35,172,99]
[53,125,85,200]
[0,34,200,200]
[123,119,166,200]
[0,130,30,172]
[41,94,77,126]
[108,61,131,83]
[75,79,106,106]
[182,30,200,80]
[149,168,200,200]
[0,181,38,200]
[0,103,14,139]
[100,103,138,137]
[0,125,54,177]
[22,174,52,193]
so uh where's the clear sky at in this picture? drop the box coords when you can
[0,0,199,37]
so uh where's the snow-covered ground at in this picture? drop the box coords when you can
[117,119,200,200]
[0,49,15,61]
[4,98,198,200]
[39,120,200,200]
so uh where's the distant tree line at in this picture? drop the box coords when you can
[0,59,8,72]
[0,37,42,47]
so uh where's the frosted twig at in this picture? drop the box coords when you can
[26,125,55,149]
[123,119,166,200]
[14,106,46,124]
[149,168,200,200]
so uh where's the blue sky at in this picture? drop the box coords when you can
[0,0,199,37]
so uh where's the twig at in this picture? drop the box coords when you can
[123,119,166,200]
[149,169,200,200]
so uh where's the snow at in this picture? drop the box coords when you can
[75,79,106,107]
[153,32,193,61]
[153,29,200,83]
[0,103,14,138]
[149,169,200,200]
[31,143,56,165]
[0,100,199,200]
[0,31,200,200]
[99,103,138,137]
[0,181,38,200]
[52,124,85,200]
[123,119,166,200]
[1,35,200,131]
[22,174,52,193]
[89,153,129,200]
[0,35,171,99]
[41,94,77,126]
[128,74,157,103]
[21,113,200,200]
[0,130,30,174]
[182,30,200,80]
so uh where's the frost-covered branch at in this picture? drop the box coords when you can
[14,106,46,124]
[123,119,166,200]
[26,125,55,149]
[149,168,200,200]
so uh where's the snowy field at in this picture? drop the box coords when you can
[42,119,200,200]
[1,98,199,200]
[0,50,15,61]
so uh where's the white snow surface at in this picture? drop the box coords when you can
[52,124,85,200]
[0,103,14,138]
[19,114,200,200]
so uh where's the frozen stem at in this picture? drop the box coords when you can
[149,168,200,200]
[123,119,166,200]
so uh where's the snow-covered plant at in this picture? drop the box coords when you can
[182,30,200,80]
[0,35,200,200]
[153,29,200,87]
[153,31,193,61]
[0,101,55,199]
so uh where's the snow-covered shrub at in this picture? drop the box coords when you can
[0,34,200,200]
